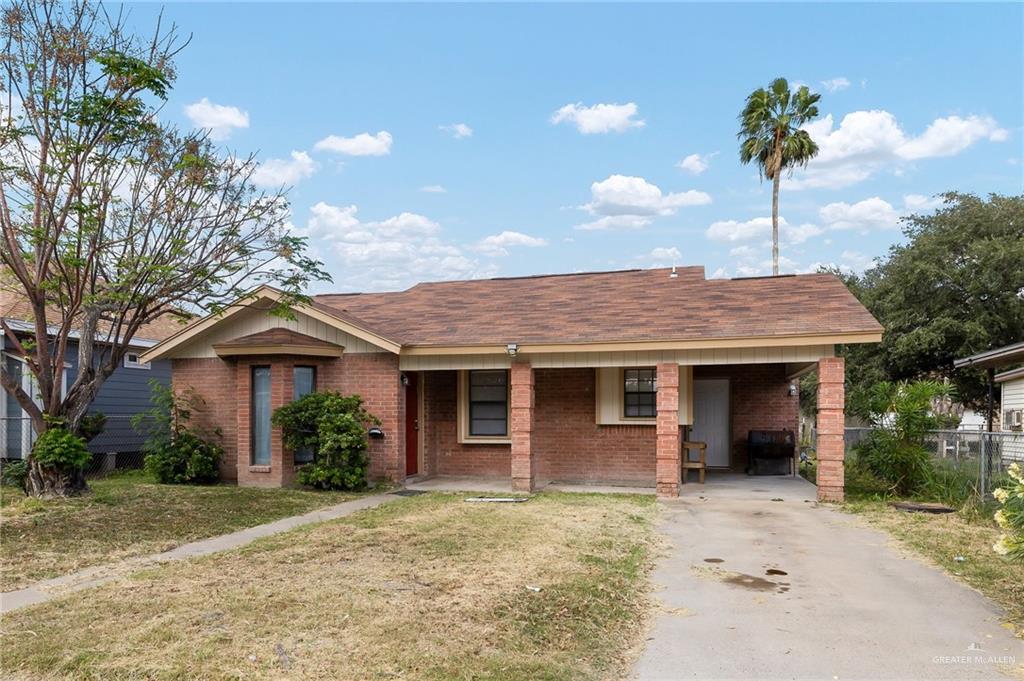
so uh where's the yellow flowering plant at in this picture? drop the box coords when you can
[992,463,1024,562]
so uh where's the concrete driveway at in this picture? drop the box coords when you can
[633,476,1024,681]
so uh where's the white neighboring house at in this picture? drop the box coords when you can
[997,368,1024,463]
[997,366,1024,433]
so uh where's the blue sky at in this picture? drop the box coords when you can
[131,2,1021,292]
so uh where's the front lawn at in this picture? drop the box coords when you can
[0,491,658,680]
[0,472,361,591]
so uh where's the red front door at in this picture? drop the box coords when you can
[405,373,419,476]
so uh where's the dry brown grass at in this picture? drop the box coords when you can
[847,500,1024,637]
[0,472,360,591]
[0,491,658,680]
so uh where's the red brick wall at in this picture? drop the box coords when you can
[322,353,403,483]
[694,364,799,470]
[171,358,238,481]
[421,371,511,478]
[534,368,656,485]
[172,352,402,486]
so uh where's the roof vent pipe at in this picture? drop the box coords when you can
[669,266,678,279]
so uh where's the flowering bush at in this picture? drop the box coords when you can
[993,463,1024,563]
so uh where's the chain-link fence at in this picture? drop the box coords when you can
[1,415,156,477]
[844,427,1023,497]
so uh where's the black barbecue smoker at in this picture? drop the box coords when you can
[746,429,796,475]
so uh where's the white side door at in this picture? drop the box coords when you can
[690,379,730,468]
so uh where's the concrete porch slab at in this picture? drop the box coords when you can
[403,475,657,496]
[681,472,817,502]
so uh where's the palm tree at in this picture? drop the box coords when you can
[738,78,821,275]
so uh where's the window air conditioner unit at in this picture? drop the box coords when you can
[1010,410,1024,429]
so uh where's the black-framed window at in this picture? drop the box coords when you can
[624,368,657,418]
[251,366,272,465]
[293,366,317,464]
[468,370,509,436]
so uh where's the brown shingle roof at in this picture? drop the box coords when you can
[313,267,881,347]
[214,328,341,349]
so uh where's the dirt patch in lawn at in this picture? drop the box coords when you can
[0,472,359,591]
[847,500,1024,637]
[0,491,658,680]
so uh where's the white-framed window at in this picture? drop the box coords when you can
[623,367,657,418]
[457,369,511,443]
[123,351,150,369]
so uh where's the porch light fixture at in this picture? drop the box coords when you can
[788,382,798,397]
[506,343,519,357]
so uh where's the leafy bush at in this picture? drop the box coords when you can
[993,463,1024,563]
[79,413,107,442]
[849,380,951,497]
[31,427,93,471]
[272,391,379,491]
[1,460,29,490]
[144,430,222,484]
[136,381,222,485]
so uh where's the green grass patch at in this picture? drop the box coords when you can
[0,491,657,680]
[0,471,362,590]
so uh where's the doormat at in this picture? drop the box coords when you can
[391,489,429,497]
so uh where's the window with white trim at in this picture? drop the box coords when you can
[123,351,150,369]
[623,368,657,418]
[468,370,509,437]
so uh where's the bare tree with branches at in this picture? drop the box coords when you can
[0,0,328,496]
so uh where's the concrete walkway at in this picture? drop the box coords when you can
[633,476,1024,680]
[0,492,394,614]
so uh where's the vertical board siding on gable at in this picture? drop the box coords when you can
[172,308,386,358]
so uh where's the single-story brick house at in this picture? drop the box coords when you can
[141,267,881,500]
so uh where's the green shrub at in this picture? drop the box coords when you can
[849,380,951,497]
[273,391,379,491]
[993,463,1024,563]
[136,381,222,485]
[1,459,29,490]
[31,428,93,471]
[144,430,222,484]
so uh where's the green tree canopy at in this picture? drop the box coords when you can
[838,192,1024,409]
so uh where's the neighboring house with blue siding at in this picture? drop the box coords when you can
[1,298,179,461]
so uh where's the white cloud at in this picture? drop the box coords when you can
[788,110,1008,189]
[896,115,1007,159]
[473,231,548,257]
[647,246,682,265]
[419,184,448,194]
[820,77,851,93]
[575,215,653,232]
[705,216,823,245]
[184,98,249,140]
[819,197,901,231]
[839,250,874,272]
[584,174,710,215]
[251,151,317,187]
[677,152,717,175]
[575,175,710,231]
[551,102,645,134]
[439,123,473,139]
[314,131,393,156]
[903,193,943,212]
[819,194,946,232]
[298,202,494,290]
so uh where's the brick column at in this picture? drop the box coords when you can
[817,357,845,502]
[510,361,535,492]
[656,362,681,498]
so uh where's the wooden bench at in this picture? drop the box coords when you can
[681,440,707,484]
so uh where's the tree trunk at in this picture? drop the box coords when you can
[771,174,781,276]
[25,459,88,498]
